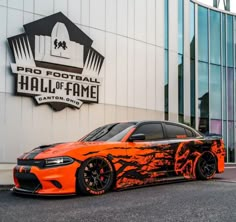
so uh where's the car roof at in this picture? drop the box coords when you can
[118,120,201,136]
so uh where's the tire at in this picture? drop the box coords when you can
[76,157,114,195]
[196,152,217,180]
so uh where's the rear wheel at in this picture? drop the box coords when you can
[196,152,216,180]
[76,157,114,195]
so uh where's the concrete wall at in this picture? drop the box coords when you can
[0,0,170,163]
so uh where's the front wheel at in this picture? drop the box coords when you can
[196,152,217,180]
[76,157,114,195]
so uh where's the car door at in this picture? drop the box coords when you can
[163,122,198,177]
[125,122,171,185]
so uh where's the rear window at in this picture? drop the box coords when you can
[165,124,187,139]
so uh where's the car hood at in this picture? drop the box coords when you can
[19,141,119,160]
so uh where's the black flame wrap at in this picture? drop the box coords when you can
[80,139,224,189]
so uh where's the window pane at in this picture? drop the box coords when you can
[190,2,195,59]
[227,15,233,67]
[198,62,209,133]
[228,121,235,162]
[185,128,194,137]
[210,65,221,119]
[223,121,227,162]
[222,14,226,66]
[210,10,220,64]
[235,17,236,66]
[227,68,234,121]
[223,67,227,120]
[190,59,195,128]
[165,124,186,138]
[210,119,222,135]
[198,6,208,62]
[134,124,164,141]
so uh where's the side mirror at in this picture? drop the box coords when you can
[129,133,146,142]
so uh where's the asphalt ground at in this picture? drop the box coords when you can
[0,168,236,222]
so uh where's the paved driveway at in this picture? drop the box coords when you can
[0,168,236,222]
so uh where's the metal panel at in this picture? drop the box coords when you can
[23,0,34,12]
[90,0,105,30]
[105,33,116,105]
[135,0,146,42]
[147,44,156,110]
[168,51,179,122]
[106,0,116,33]
[89,29,105,103]
[4,94,22,162]
[8,0,23,10]
[0,6,6,93]
[134,40,146,109]
[147,0,155,45]
[6,9,24,93]
[81,0,90,27]
[117,0,127,36]
[54,0,68,15]
[127,38,135,107]
[127,0,135,38]
[117,36,128,106]
[68,0,81,24]
[0,1,7,6]
[168,0,178,121]
[116,106,128,122]
[0,93,6,162]
[184,0,191,123]
[34,0,53,15]
[88,104,105,131]
[156,0,164,48]
[23,12,34,24]
[155,47,165,116]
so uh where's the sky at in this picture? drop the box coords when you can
[197,0,236,13]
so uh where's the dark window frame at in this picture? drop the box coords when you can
[163,123,196,139]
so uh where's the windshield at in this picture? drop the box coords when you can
[81,122,136,142]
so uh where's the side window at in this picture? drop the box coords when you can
[134,123,164,141]
[165,124,187,139]
[185,128,194,137]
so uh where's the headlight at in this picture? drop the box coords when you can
[44,157,74,168]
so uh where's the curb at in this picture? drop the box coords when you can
[0,185,13,191]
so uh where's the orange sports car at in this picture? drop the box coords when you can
[12,121,225,196]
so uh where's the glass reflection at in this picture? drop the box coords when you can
[210,10,220,65]
[198,6,208,62]
[198,62,209,134]
[210,65,221,119]
[227,15,233,67]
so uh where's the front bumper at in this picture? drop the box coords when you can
[13,161,81,195]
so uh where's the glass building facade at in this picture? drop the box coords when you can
[1,0,236,173]
[175,1,236,162]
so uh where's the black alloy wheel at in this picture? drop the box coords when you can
[77,157,114,195]
[196,152,216,180]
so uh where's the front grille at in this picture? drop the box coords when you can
[15,172,42,191]
[17,159,45,168]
